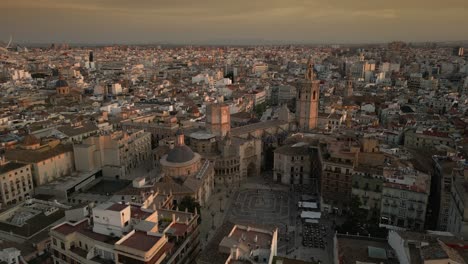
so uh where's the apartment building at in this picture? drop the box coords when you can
[50,202,200,264]
[0,159,33,206]
[379,167,430,231]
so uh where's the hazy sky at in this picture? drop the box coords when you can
[1,0,468,44]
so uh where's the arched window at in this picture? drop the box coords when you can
[313,91,316,100]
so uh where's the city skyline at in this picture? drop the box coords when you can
[2,0,468,44]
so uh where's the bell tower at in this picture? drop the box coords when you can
[206,103,231,138]
[296,58,320,131]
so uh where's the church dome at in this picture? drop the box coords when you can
[55,79,69,88]
[166,145,195,163]
[23,134,40,146]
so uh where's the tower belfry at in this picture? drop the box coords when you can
[296,58,320,131]
[305,58,316,81]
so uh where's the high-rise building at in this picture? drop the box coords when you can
[206,103,230,138]
[296,59,320,131]
[89,51,94,62]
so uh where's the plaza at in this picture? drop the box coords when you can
[199,173,333,263]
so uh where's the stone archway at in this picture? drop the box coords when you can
[247,162,256,177]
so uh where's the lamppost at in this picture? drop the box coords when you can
[211,212,215,230]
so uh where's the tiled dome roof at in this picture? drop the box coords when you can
[55,79,69,88]
[166,145,195,163]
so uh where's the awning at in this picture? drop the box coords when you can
[301,211,321,219]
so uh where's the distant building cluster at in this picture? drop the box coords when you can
[0,41,467,263]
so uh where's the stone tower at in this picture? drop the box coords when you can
[296,58,319,131]
[206,103,230,137]
[345,76,353,97]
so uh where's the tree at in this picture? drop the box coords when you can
[254,103,267,118]
[178,196,202,222]
[336,195,387,238]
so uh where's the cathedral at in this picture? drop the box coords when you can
[184,102,291,188]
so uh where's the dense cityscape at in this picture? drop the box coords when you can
[1,15,468,264]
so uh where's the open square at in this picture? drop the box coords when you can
[229,189,290,232]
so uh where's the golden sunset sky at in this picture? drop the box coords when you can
[2,0,468,44]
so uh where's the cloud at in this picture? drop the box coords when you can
[1,0,468,43]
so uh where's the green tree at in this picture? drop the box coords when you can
[254,103,267,118]
[178,196,202,222]
[336,195,387,238]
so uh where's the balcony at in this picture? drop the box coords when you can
[382,193,392,198]
[69,246,88,259]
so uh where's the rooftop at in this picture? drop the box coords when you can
[5,144,73,163]
[230,120,287,137]
[0,202,66,238]
[120,231,162,252]
[336,235,398,264]
[57,122,99,137]
[275,143,313,156]
[107,203,128,212]
[52,219,120,245]
[0,162,27,175]
[166,145,195,163]
[189,131,216,140]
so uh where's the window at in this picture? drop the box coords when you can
[313,91,316,100]
[60,242,65,250]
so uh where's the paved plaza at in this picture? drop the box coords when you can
[226,181,298,254]
[229,188,290,232]
[199,174,333,263]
